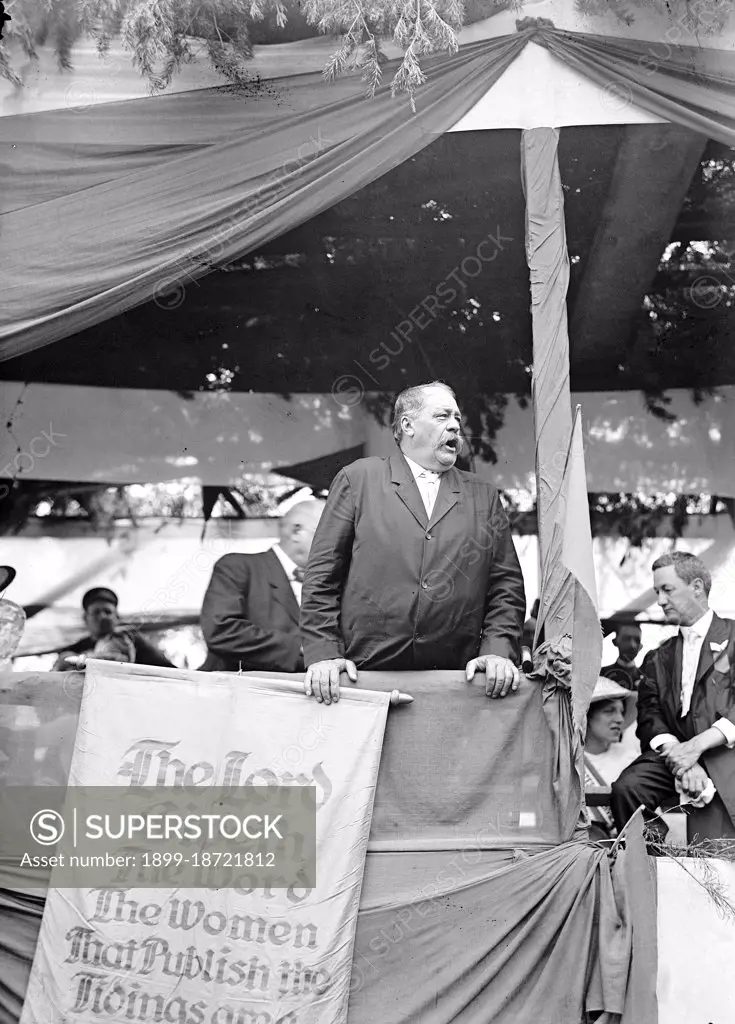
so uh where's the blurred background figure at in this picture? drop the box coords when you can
[52,587,173,670]
[601,622,643,691]
[0,565,76,785]
[0,565,23,666]
[584,678,639,842]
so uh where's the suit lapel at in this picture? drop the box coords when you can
[390,454,428,529]
[428,467,461,530]
[695,613,730,686]
[264,549,299,625]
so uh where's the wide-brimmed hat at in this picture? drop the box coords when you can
[589,677,638,731]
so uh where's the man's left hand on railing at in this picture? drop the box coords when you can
[465,655,520,699]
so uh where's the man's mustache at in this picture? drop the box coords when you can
[443,433,465,454]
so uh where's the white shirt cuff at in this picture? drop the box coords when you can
[650,733,678,752]
[713,718,735,749]
[676,776,717,808]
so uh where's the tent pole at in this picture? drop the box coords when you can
[521,127,574,636]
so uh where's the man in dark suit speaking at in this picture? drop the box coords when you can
[200,500,324,673]
[301,382,526,704]
[611,552,735,842]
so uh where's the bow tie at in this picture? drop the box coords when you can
[292,567,305,583]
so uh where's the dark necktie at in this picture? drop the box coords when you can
[292,567,305,583]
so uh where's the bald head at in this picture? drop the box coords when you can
[278,500,325,567]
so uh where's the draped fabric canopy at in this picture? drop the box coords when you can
[1,25,734,361]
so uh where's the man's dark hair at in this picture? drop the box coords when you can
[615,623,641,636]
[391,381,457,445]
[652,551,712,595]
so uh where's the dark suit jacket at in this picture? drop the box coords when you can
[637,613,735,825]
[200,549,303,673]
[600,659,643,691]
[300,454,526,671]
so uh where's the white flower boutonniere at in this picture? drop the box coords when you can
[713,648,731,674]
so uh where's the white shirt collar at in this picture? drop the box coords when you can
[680,607,714,640]
[404,455,440,480]
[272,543,299,580]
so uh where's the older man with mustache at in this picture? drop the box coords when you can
[300,381,526,704]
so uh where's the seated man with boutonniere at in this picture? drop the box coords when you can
[611,552,735,844]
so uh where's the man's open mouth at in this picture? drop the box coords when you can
[442,438,459,452]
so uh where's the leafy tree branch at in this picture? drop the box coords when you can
[1,0,512,100]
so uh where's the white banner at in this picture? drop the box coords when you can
[20,661,391,1024]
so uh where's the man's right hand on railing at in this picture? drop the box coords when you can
[304,658,358,705]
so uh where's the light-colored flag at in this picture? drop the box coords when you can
[536,405,602,727]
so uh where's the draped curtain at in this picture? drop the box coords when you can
[1,25,734,361]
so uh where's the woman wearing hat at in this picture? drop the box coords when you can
[585,678,639,841]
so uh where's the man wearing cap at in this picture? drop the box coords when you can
[601,623,643,691]
[53,587,173,671]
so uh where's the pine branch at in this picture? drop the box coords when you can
[1,1,38,60]
[88,1,127,55]
[422,0,459,52]
[2,0,464,100]
[323,30,359,82]
[205,35,254,84]
[0,48,24,87]
[359,34,382,97]
[120,0,177,92]
[391,42,425,112]
[394,12,411,46]
[643,827,735,924]
[48,0,83,71]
